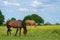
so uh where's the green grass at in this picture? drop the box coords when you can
[0,25,60,40]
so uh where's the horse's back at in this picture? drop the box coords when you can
[7,20,22,28]
[25,20,36,24]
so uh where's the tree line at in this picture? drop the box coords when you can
[0,10,60,26]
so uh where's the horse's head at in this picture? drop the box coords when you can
[22,22,27,36]
[23,29,27,36]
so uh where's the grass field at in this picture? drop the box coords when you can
[0,25,60,40]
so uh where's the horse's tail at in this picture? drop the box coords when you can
[7,25,12,31]
[8,28,11,31]
[6,20,12,32]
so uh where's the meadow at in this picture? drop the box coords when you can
[0,25,60,40]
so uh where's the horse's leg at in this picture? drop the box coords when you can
[9,28,11,35]
[7,25,11,36]
[34,23,36,28]
[7,28,9,36]
[7,28,11,36]
[7,25,9,36]
[15,28,18,36]
[19,27,22,36]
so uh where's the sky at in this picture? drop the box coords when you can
[0,0,60,24]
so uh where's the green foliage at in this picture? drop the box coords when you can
[52,30,60,35]
[23,15,32,22]
[55,23,60,25]
[11,17,16,20]
[44,22,52,25]
[23,14,44,25]
[0,10,5,25]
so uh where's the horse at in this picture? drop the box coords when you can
[25,20,36,27]
[6,20,27,36]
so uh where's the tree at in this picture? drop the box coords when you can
[23,14,44,25]
[0,10,5,25]
[31,14,44,25]
[23,15,32,22]
[55,23,60,25]
[11,17,16,20]
[44,22,52,25]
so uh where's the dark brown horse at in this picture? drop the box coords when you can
[25,20,36,27]
[6,20,27,36]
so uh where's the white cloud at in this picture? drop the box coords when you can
[18,8,29,12]
[39,4,59,12]
[30,0,57,8]
[3,1,20,6]
[31,0,43,7]
[33,9,37,12]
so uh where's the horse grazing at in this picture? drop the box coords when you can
[25,20,36,27]
[6,20,27,36]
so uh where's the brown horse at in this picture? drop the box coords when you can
[25,20,36,27]
[6,20,27,36]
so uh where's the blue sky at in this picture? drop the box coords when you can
[0,0,60,24]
